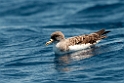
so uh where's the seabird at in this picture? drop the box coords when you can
[46,29,110,55]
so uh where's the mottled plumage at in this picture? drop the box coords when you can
[46,29,110,55]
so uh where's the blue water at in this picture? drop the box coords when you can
[0,0,124,83]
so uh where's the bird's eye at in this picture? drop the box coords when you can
[55,35,59,37]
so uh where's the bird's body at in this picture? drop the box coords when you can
[46,29,110,55]
[53,42,93,55]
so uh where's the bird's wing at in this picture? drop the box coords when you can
[66,29,110,46]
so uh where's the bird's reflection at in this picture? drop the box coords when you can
[54,47,98,72]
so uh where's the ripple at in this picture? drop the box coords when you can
[77,3,124,16]
[0,1,56,16]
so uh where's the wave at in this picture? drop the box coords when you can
[43,22,124,30]
[76,3,124,17]
[0,1,56,16]
[70,2,124,23]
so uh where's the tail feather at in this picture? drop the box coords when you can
[95,29,110,35]
[102,31,111,35]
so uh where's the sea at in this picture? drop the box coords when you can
[0,0,124,83]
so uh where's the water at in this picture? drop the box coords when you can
[0,0,124,83]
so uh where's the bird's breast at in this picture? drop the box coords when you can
[53,43,67,55]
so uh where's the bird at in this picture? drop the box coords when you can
[46,29,110,55]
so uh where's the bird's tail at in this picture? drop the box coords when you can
[95,29,110,36]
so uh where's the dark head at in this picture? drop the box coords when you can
[46,31,65,45]
[51,31,65,41]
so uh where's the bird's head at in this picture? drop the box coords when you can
[46,31,65,46]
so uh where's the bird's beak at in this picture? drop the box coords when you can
[45,39,53,46]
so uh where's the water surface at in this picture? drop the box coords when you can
[0,0,124,83]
